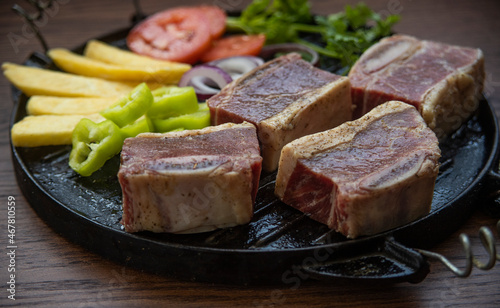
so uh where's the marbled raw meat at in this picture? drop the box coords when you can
[119,122,262,234]
[349,34,484,138]
[275,101,440,238]
[207,53,352,172]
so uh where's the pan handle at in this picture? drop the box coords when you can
[416,220,499,277]
[301,236,430,284]
[11,1,54,53]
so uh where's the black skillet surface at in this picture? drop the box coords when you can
[9,27,500,285]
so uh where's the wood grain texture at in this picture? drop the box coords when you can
[1,0,500,307]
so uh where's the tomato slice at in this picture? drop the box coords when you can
[127,7,215,64]
[200,34,266,63]
[198,5,227,39]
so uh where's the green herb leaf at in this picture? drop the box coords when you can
[226,0,400,72]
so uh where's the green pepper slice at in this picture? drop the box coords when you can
[69,118,124,176]
[100,82,153,128]
[147,86,198,119]
[152,104,210,133]
[198,102,209,111]
[120,117,153,138]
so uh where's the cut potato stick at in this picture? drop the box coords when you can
[11,114,104,147]
[2,62,134,97]
[27,95,120,115]
[49,47,190,84]
[84,39,191,68]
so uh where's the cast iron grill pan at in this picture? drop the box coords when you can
[10,28,500,285]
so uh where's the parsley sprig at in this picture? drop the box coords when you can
[226,0,400,72]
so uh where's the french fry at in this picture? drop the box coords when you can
[84,39,191,69]
[2,62,134,97]
[49,46,190,84]
[11,114,104,147]
[27,95,120,115]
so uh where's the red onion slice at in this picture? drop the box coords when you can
[178,64,233,100]
[208,56,264,79]
[259,43,319,66]
[178,56,266,100]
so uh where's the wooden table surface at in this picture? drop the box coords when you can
[1,0,500,307]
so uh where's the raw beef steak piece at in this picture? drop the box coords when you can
[207,53,352,172]
[118,122,262,234]
[275,101,440,238]
[349,34,484,138]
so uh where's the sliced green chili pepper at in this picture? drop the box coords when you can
[69,118,124,177]
[120,117,153,138]
[147,86,198,119]
[100,82,153,128]
[198,102,209,111]
[152,104,210,133]
[70,86,209,176]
